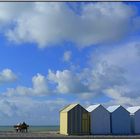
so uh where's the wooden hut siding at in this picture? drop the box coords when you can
[60,104,90,135]
[108,106,131,135]
[87,105,110,134]
[60,112,68,135]
[91,106,110,134]
[134,112,140,134]
[67,105,90,135]
[130,115,135,134]
[68,106,81,135]
[127,106,140,134]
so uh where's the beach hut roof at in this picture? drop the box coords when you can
[60,103,78,113]
[86,104,101,112]
[127,106,140,114]
[107,105,121,112]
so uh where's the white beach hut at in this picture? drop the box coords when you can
[107,105,131,135]
[86,104,110,134]
[127,106,140,134]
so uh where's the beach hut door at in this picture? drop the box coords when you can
[82,113,89,133]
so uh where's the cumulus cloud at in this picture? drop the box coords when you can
[45,41,140,105]
[0,69,17,84]
[5,2,77,47]
[63,50,72,62]
[2,63,128,102]
[91,62,126,89]
[47,62,127,101]
[74,61,128,101]
[88,41,140,105]
[5,73,49,96]
[48,69,89,94]
[103,87,140,107]
[77,41,140,106]
[2,41,140,106]
[3,69,94,100]
[3,69,91,97]
[32,73,50,95]
[1,2,140,124]
[2,40,140,123]
[0,2,138,48]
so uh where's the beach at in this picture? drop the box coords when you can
[0,126,140,139]
[0,131,140,139]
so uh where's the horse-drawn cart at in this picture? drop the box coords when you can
[14,122,29,132]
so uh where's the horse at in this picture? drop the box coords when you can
[14,123,29,132]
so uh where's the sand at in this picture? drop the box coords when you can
[0,131,140,139]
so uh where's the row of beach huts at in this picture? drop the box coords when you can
[60,104,140,135]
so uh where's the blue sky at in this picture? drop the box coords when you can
[0,2,140,125]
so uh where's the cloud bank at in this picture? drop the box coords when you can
[0,2,139,48]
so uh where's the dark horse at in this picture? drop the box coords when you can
[14,122,29,132]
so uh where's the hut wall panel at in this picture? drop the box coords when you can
[134,111,140,134]
[130,115,135,134]
[68,105,90,135]
[111,107,131,134]
[68,105,82,135]
[60,112,68,135]
[90,106,110,134]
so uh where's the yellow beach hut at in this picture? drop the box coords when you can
[60,103,90,135]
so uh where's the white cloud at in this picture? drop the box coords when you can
[5,2,77,47]
[0,69,17,84]
[32,73,50,95]
[104,87,131,105]
[0,95,69,125]
[2,41,140,106]
[0,2,33,30]
[88,41,140,105]
[63,50,72,62]
[103,87,140,107]
[3,69,94,100]
[5,73,49,96]
[0,2,138,48]
[75,2,136,46]
[48,69,89,94]
[0,99,17,117]
[78,92,95,100]
[2,40,140,123]
[2,63,126,102]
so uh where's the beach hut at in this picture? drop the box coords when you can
[107,105,131,135]
[60,103,90,135]
[86,104,110,135]
[127,106,140,134]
